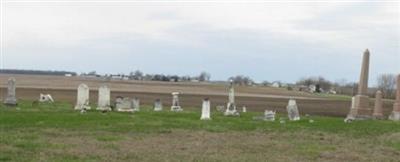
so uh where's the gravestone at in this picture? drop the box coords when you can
[116,97,133,112]
[389,75,400,121]
[224,80,239,116]
[287,99,300,121]
[154,99,163,111]
[74,84,91,110]
[96,85,111,111]
[39,94,54,102]
[372,91,384,119]
[3,77,17,106]
[171,92,183,112]
[200,98,211,120]
[347,49,372,119]
[264,110,276,121]
[242,106,247,113]
[132,97,140,112]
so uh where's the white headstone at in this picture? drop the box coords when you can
[4,77,17,106]
[74,84,91,110]
[287,99,300,121]
[132,97,140,112]
[116,97,133,112]
[154,99,163,111]
[264,110,276,121]
[242,106,247,113]
[39,94,54,102]
[224,80,239,116]
[200,98,211,120]
[96,85,111,111]
[171,92,183,112]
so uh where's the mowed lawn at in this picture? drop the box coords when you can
[1,101,400,162]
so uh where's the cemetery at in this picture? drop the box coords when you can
[1,49,400,161]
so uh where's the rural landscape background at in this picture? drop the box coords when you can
[1,0,400,161]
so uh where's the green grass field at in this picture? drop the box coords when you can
[1,101,400,162]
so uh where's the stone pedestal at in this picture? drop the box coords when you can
[171,92,183,112]
[389,75,400,121]
[348,95,372,118]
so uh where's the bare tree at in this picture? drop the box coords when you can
[377,74,396,99]
[199,71,211,82]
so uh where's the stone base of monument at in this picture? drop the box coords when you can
[372,113,385,120]
[74,105,91,110]
[4,97,17,106]
[171,106,183,112]
[96,107,112,111]
[132,108,140,112]
[116,108,134,112]
[347,95,372,120]
[200,117,211,120]
[389,111,400,121]
[224,110,240,116]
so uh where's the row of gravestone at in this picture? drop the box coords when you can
[2,78,301,121]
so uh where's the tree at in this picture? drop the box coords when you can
[229,75,254,86]
[377,74,396,99]
[199,72,211,82]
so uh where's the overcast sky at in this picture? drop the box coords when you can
[1,0,399,84]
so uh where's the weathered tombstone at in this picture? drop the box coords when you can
[287,99,300,121]
[200,98,211,120]
[372,91,384,119]
[389,75,400,121]
[116,97,133,112]
[3,77,17,106]
[171,92,183,112]
[264,110,276,121]
[39,93,54,103]
[154,99,163,111]
[224,80,240,116]
[132,97,140,112]
[242,106,247,113]
[347,49,372,119]
[96,85,111,111]
[74,84,91,110]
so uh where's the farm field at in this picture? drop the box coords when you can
[0,74,395,117]
[1,101,400,162]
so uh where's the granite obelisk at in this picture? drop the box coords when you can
[389,74,400,121]
[348,49,372,118]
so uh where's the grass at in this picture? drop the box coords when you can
[1,100,400,161]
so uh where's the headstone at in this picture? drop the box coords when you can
[132,97,140,112]
[200,98,211,120]
[39,93,54,102]
[171,92,183,112]
[347,49,372,119]
[96,85,111,111]
[154,99,163,111]
[224,80,239,116]
[242,106,247,113]
[264,110,276,121]
[3,77,17,106]
[116,97,133,112]
[389,75,400,121]
[74,84,91,110]
[287,99,300,121]
[372,91,384,119]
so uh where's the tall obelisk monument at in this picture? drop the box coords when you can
[348,49,372,118]
[389,74,400,121]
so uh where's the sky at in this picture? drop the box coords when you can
[0,0,399,85]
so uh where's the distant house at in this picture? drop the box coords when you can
[271,82,281,88]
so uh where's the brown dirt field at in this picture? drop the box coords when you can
[0,74,395,117]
